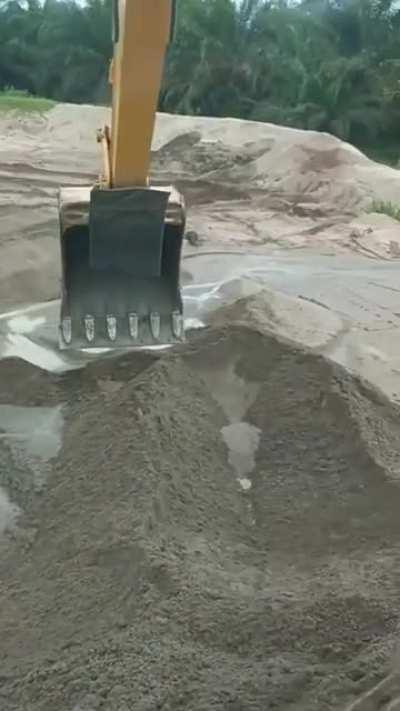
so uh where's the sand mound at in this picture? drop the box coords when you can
[1,323,400,710]
[205,279,344,349]
[1,104,400,306]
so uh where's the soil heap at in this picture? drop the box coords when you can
[1,323,400,710]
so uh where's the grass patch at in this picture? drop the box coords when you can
[369,200,400,222]
[0,88,55,113]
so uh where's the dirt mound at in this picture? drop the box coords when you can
[205,280,344,349]
[1,324,400,710]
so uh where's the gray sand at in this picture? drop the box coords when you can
[1,325,400,710]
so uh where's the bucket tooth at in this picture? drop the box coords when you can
[128,313,139,339]
[61,317,72,345]
[172,310,184,339]
[150,312,161,339]
[84,315,95,343]
[106,315,117,341]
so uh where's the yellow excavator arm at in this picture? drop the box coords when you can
[58,0,185,350]
[108,0,174,187]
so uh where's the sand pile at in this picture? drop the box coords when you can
[1,322,400,710]
[1,104,400,307]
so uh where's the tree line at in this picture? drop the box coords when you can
[1,0,400,158]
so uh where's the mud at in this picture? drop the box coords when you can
[1,324,400,710]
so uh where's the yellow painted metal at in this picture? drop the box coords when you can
[110,0,173,188]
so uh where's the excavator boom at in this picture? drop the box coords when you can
[58,0,185,349]
[110,0,173,188]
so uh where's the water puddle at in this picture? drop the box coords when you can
[8,314,46,334]
[0,404,64,489]
[0,404,64,459]
[3,332,69,372]
[199,360,260,422]
[221,422,261,490]
[0,486,20,535]
[196,357,261,490]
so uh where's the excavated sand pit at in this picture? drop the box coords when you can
[1,322,400,710]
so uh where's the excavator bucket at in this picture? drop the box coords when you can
[58,185,186,349]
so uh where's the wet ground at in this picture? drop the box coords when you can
[2,247,400,548]
[1,250,400,399]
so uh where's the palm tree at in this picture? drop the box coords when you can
[161,0,268,117]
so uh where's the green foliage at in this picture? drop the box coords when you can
[369,200,400,221]
[0,87,54,112]
[0,0,112,103]
[0,0,400,157]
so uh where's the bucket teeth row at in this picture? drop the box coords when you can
[60,313,184,345]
